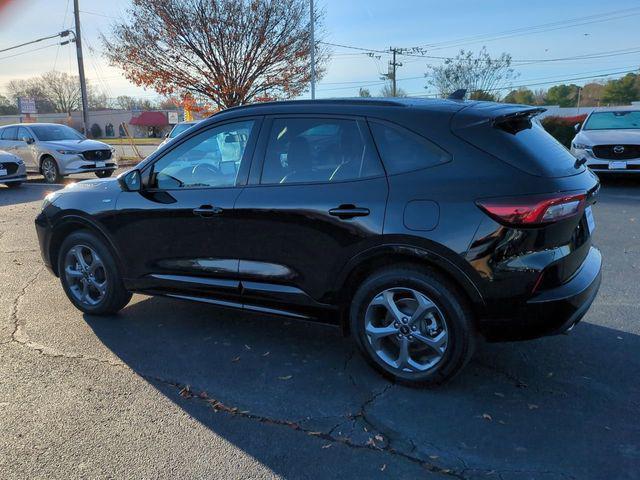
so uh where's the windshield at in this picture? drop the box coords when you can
[170,123,196,138]
[30,124,84,141]
[583,111,640,130]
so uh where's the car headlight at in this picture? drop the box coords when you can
[56,149,80,155]
[41,191,62,210]
[572,142,592,150]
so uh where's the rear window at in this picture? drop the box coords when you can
[453,113,581,177]
[369,121,450,175]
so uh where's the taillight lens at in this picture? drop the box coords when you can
[476,192,587,227]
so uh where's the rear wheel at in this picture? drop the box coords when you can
[95,170,113,179]
[41,157,62,184]
[58,231,132,315]
[350,265,475,386]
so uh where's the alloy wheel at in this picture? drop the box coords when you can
[42,159,58,183]
[364,287,448,373]
[64,244,108,306]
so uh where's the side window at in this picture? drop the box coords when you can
[151,120,254,190]
[1,126,18,141]
[369,121,450,175]
[260,117,384,185]
[17,127,31,142]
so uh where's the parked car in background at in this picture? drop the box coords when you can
[0,149,27,187]
[571,109,640,173]
[36,99,601,386]
[158,120,200,149]
[0,123,117,184]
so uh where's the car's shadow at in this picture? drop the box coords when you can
[85,295,639,479]
[0,183,59,207]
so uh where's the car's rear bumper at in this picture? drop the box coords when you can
[479,246,602,341]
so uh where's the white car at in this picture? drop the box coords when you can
[157,120,200,149]
[0,149,27,187]
[0,123,117,184]
[571,109,640,174]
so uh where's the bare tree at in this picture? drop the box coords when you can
[427,47,517,99]
[102,0,329,109]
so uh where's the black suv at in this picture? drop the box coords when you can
[35,99,601,385]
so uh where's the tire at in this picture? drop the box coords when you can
[41,156,62,184]
[95,170,113,179]
[5,182,22,188]
[57,231,132,315]
[350,265,475,387]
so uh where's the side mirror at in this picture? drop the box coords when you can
[22,136,35,144]
[574,123,581,132]
[118,169,142,192]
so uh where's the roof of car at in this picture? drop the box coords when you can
[0,122,70,128]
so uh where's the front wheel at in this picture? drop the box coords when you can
[41,157,62,184]
[58,231,132,315]
[350,265,475,386]
[95,170,113,179]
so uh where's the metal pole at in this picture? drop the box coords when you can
[392,48,397,97]
[576,86,582,113]
[310,0,315,100]
[73,0,90,135]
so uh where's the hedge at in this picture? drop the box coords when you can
[540,114,587,148]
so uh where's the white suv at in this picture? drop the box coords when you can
[0,123,117,183]
[571,109,640,174]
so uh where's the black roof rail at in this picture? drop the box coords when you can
[215,98,407,116]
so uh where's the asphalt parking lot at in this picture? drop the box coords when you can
[1,172,638,480]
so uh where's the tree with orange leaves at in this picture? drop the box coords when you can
[102,0,328,110]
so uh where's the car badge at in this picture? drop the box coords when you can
[613,145,625,154]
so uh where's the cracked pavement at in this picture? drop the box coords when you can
[1,175,639,479]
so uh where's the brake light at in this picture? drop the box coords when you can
[476,192,586,226]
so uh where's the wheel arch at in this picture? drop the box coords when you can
[49,214,125,278]
[38,153,59,173]
[335,244,484,334]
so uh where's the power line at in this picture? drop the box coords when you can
[0,42,62,62]
[0,31,71,55]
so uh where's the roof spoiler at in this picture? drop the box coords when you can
[492,107,546,126]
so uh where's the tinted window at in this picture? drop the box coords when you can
[30,124,83,141]
[170,123,197,138]
[151,120,254,189]
[0,126,18,140]
[369,121,450,175]
[261,118,383,184]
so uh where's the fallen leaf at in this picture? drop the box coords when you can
[380,464,386,471]
[375,434,384,442]
[547,372,554,377]
[262,351,270,357]
[321,444,332,449]
[179,386,192,398]
[482,413,492,421]
[429,455,439,460]
[308,431,322,436]
[528,404,539,410]
[231,356,241,362]
[494,392,505,398]
[498,420,507,425]
[244,344,252,350]
[198,391,208,399]
[278,375,293,380]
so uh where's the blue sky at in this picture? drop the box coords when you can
[0,0,639,101]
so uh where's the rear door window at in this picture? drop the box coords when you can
[1,126,18,140]
[260,117,384,184]
[368,121,450,175]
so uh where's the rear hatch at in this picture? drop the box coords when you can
[451,103,585,178]
[455,102,599,291]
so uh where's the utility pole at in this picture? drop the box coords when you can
[387,47,403,97]
[310,0,315,100]
[73,0,90,135]
[576,86,582,113]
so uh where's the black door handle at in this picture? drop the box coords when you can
[193,205,223,217]
[328,206,370,219]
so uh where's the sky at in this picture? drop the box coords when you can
[0,0,639,103]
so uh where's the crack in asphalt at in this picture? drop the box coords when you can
[4,267,578,480]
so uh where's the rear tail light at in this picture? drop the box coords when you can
[476,192,586,227]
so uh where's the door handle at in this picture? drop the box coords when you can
[193,205,223,217]
[329,206,370,219]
